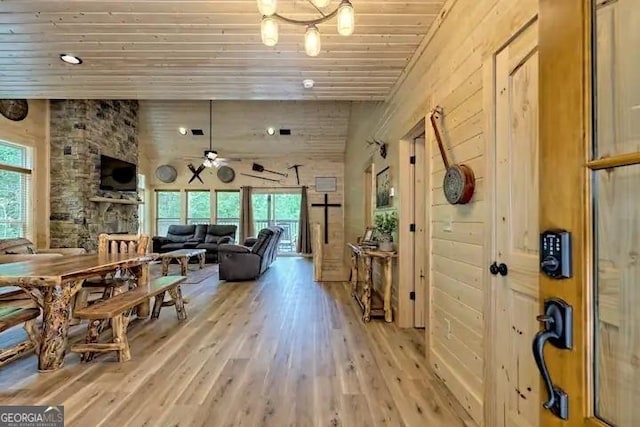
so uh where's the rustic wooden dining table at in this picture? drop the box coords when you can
[0,253,155,372]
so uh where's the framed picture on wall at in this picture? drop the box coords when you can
[376,167,391,208]
[315,176,337,192]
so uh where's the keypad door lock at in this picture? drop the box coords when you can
[540,230,572,279]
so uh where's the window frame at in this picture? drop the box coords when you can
[0,140,33,240]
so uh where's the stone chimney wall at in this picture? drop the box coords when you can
[49,100,139,252]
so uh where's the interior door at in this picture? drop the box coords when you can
[494,20,540,427]
[413,136,426,327]
[537,0,640,425]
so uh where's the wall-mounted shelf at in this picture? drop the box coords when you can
[89,197,143,215]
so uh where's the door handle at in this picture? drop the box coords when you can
[532,298,573,420]
[489,262,508,276]
[489,262,499,275]
[497,263,508,276]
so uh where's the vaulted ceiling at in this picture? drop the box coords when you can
[0,1,446,100]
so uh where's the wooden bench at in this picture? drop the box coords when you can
[70,275,187,363]
[0,306,40,367]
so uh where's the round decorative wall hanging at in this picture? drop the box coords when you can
[155,165,177,183]
[430,108,475,204]
[217,165,236,183]
[0,99,29,121]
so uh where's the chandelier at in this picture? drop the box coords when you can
[257,0,355,57]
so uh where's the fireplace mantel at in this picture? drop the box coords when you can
[89,197,143,216]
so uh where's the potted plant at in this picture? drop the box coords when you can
[374,210,398,252]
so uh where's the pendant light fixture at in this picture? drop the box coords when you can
[304,25,321,57]
[261,16,279,46]
[257,0,354,57]
[337,0,355,36]
[203,100,218,168]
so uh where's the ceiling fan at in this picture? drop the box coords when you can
[183,100,242,183]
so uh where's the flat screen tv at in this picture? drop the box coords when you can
[99,155,137,191]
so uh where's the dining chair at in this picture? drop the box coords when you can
[74,234,149,361]
[75,234,149,310]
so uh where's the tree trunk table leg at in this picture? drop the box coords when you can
[161,257,170,276]
[383,258,393,323]
[350,253,358,297]
[363,256,372,322]
[179,257,188,276]
[23,319,40,355]
[198,253,205,269]
[169,286,187,321]
[151,291,166,319]
[132,263,150,319]
[38,282,78,372]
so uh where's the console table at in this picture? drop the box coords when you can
[347,243,397,323]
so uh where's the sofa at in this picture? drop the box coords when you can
[152,224,237,263]
[0,238,86,264]
[218,226,283,281]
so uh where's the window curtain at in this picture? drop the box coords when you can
[296,186,312,254]
[240,186,254,243]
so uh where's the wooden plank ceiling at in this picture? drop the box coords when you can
[0,0,446,100]
[139,100,351,159]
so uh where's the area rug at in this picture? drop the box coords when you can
[149,263,219,284]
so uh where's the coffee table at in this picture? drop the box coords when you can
[160,249,206,276]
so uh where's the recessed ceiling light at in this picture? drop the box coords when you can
[267,127,276,136]
[178,127,188,135]
[59,54,82,65]
[302,79,315,89]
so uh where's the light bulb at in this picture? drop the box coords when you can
[304,25,321,57]
[261,16,279,46]
[337,1,354,36]
[203,159,213,168]
[257,0,277,16]
[312,0,331,7]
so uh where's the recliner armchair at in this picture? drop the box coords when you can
[218,226,283,281]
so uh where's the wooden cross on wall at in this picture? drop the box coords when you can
[311,194,342,244]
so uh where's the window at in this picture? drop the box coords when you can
[187,190,211,225]
[0,141,31,239]
[155,190,181,235]
[215,190,240,231]
[137,174,146,234]
[251,191,301,254]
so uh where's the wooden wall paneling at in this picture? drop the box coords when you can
[343,0,542,424]
[140,100,351,160]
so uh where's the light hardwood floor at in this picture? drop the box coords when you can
[0,258,475,427]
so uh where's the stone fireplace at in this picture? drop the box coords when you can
[49,100,140,252]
